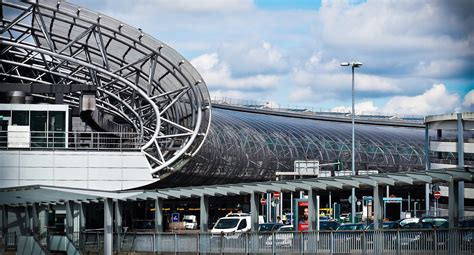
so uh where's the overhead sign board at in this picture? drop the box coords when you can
[294,160,319,176]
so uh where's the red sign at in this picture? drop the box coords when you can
[274,192,280,198]
[260,198,267,205]
[434,191,441,200]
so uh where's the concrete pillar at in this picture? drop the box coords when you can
[155,199,163,232]
[1,205,8,252]
[373,184,383,229]
[200,195,209,232]
[79,203,86,232]
[250,192,259,232]
[448,180,459,228]
[104,198,113,255]
[25,205,31,233]
[32,203,40,237]
[425,125,430,214]
[308,189,319,231]
[115,201,122,251]
[65,201,74,239]
[457,113,465,220]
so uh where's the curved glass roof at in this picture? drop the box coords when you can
[161,107,426,186]
[0,0,211,177]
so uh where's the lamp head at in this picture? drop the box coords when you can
[340,62,350,66]
[352,62,363,68]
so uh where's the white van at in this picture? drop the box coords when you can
[183,215,198,230]
[211,213,251,236]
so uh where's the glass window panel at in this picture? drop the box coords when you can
[11,111,29,125]
[30,111,47,148]
[49,111,66,148]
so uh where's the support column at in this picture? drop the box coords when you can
[104,198,113,255]
[25,205,31,234]
[32,203,40,238]
[65,201,74,239]
[79,203,86,233]
[155,199,163,232]
[1,205,8,253]
[308,189,319,231]
[200,195,209,232]
[250,192,259,232]
[457,113,465,220]
[448,180,459,228]
[425,125,430,215]
[115,201,123,251]
[373,184,383,230]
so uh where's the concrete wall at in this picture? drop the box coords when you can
[0,150,156,190]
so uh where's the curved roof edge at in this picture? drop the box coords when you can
[214,104,424,128]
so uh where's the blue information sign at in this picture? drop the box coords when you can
[171,213,180,223]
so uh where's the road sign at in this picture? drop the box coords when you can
[294,160,320,176]
[274,192,280,199]
[434,191,441,200]
[171,213,180,223]
[348,195,357,204]
[260,197,267,205]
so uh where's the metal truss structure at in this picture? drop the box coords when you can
[0,0,211,178]
[164,107,426,186]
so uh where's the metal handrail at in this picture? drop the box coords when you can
[0,130,142,151]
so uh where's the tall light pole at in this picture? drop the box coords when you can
[341,61,363,223]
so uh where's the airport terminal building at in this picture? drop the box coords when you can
[0,0,473,254]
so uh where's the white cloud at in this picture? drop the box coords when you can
[381,84,460,115]
[463,90,474,110]
[191,53,281,90]
[331,101,379,114]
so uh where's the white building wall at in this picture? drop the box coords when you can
[0,150,156,191]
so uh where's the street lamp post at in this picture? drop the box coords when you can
[341,61,363,223]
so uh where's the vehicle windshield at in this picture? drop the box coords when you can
[337,224,364,230]
[214,218,240,229]
[259,223,275,231]
[278,226,294,231]
[184,219,194,223]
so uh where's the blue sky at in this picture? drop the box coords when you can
[70,0,473,115]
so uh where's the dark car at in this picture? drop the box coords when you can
[365,221,400,230]
[259,223,284,232]
[320,220,340,231]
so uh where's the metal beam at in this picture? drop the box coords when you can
[426,172,452,182]
[369,176,395,186]
[406,173,432,183]
[352,177,377,187]
[387,175,413,185]
[155,198,163,232]
[319,180,343,189]
[104,198,113,255]
[0,82,96,93]
[200,195,209,232]
[336,178,360,188]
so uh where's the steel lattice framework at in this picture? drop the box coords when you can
[0,0,211,178]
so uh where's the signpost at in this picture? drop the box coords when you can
[434,191,441,217]
[171,213,180,223]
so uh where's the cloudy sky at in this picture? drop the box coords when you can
[70,0,473,116]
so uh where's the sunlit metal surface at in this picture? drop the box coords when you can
[163,107,426,186]
[0,0,211,178]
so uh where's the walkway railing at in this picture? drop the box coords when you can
[0,131,142,151]
[78,228,474,254]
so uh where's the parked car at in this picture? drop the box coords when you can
[211,213,251,238]
[336,223,366,231]
[183,215,198,230]
[365,221,400,230]
[265,225,295,247]
[259,223,284,232]
[320,220,340,231]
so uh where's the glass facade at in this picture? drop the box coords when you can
[164,107,426,187]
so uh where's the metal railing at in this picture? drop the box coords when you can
[0,130,142,151]
[77,228,474,254]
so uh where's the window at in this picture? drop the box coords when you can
[237,219,247,230]
[12,111,29,125]
[30,111,47,147]
[49,111,66,147]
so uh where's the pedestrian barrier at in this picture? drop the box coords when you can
[76,228,473,254]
